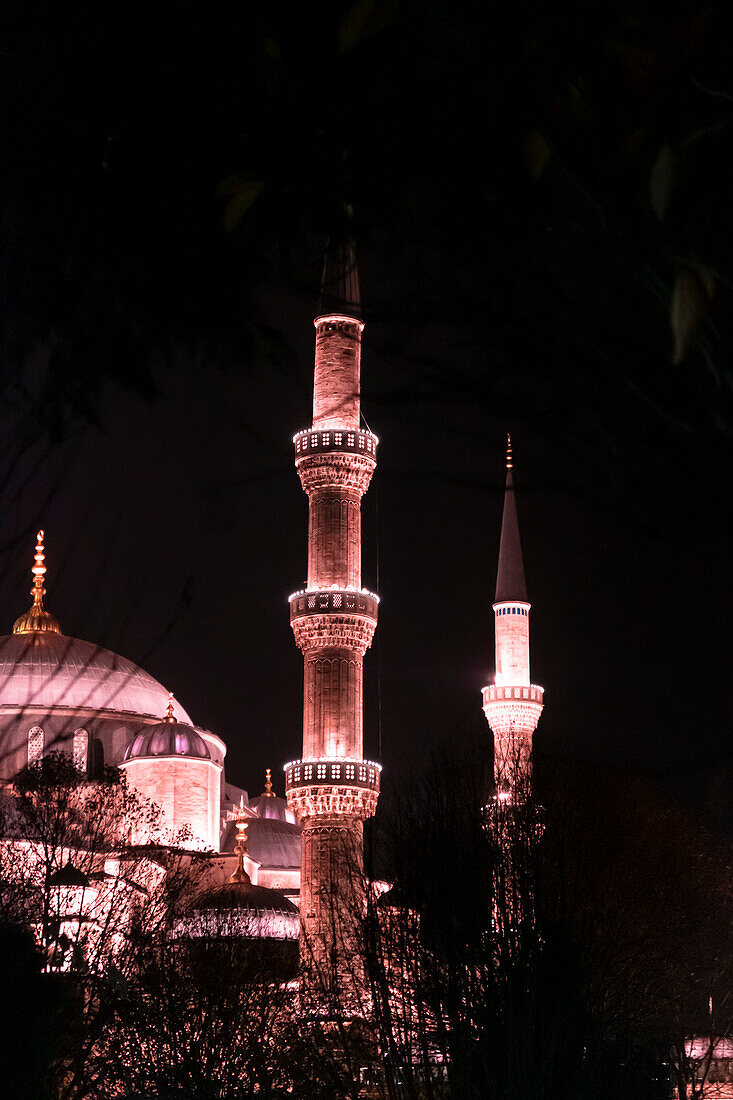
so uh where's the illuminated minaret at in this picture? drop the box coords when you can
[284,246,380,968]
[482,437,543,799]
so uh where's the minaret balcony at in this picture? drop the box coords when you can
[294,427,378,461]
[284,757,381,820]
[289,588,378,653]
[289,587,379,622]
[482,683,544,705]
[482,684,544,739]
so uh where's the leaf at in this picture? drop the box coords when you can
[524,130,552,181]
[338,0,393,52]
[218,176,265,232]
[670,263,716,364]
[649,144,676,222]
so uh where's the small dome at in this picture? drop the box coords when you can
[179,881,299,942]
[123,721,210,762]
[199,882,298,917]
[246,768,296,824]
[247,793,294,822]
[223,816,301,870]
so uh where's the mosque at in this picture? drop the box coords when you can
[0,255,539,958]
[0,533,303,939]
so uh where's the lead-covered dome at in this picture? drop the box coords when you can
[247,768,296,823]
[123,719,209,761]
[0,632,191,723]
[176,810,300,943]
[221,815,301,870]
[185,881,299,941]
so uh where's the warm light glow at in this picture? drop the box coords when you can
[313,311,365,332]
[288,585,380,603]
[283,757,382,772]
[293,426,379,445]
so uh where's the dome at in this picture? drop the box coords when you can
[246,768,296,824]
[223,816,301,870]
[178,881,299,942]
[123,720,209,762]
[180,810,300,943]
[0,633,191,723]
[247,793,294,822]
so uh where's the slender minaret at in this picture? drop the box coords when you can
[482,437,543,799]
[284,245,380,972]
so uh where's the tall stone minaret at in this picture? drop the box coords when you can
[285,245,380,971]
[482,437,543,799]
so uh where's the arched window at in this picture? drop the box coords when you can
[72,728,88,772]
[28,725,44,764]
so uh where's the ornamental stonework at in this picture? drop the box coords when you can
[292,613,377,655]
[483,699,543,738]
[296,453,375,496]
[287,782,379,821]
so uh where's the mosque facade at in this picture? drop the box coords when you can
[0,528,302,913]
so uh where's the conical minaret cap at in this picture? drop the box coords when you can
[494,436,528,603]
[318,228,362,320]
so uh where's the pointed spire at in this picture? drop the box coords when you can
[494,436,528,603]
[13,530,62,635]
[162,692,177,724]
[229,803,251,885]
[319,240,361,318]
[262,767,275,797]
[318,208,361,319]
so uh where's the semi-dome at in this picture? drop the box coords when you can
[123,718,210,761]
[0,632,192,723]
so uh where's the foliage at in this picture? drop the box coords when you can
[3,0,733,521]
[0,755,203,1098]
[304,745,732,1099]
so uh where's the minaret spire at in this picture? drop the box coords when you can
[285,242,380,976]
[482,441,543,800]
[319,235,362,320]
[495,434,527,604]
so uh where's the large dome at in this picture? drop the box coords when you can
[0,632,191,723]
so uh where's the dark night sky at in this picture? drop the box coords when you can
[1,0,732,819]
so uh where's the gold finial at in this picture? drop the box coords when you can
[162,692,177,724]
[506,434,513,470]
[262,767,275,797]
[229,800,251,884]
[13,529,62,636]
